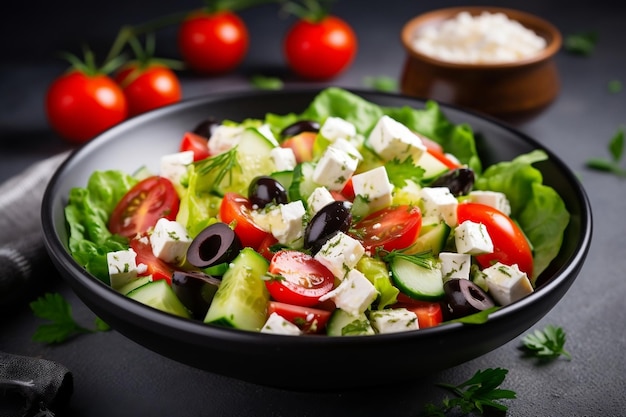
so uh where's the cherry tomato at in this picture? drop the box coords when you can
[129,236,174,284]
[179,131,210,161]
[257,234,280,262]
[457,203,534,278]
[266,250,335,307]
[351,205,422,252]
[177,10,249,74]
[115,63,181,117]
[419,136,461,169]
[219,192,271,249]
[267,301,332,334]
[284,15,357,80]
[109,176,180,238]
[339,177,355,201]
[46,70,127,143]
[280,131,316,163]
[394,293,443,328]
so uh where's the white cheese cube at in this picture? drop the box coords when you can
[351,166,393,214]
[270,147,297,172]
[454,220,494,255]
[369,308,419,334]
[420,187,459,227]
[307,186,335,215]
[367,115,426,162]
[469,191,511,216]
[312,147,358,190]
[439,252,472,280]
[150,218,192,264]
[208,124,244,155]
[319,270,378,316]
[107,249,138,290]
[483,262,534,306]
[260,312,302,335]
[314,232,365,280]
[160,151,194,188]
[329,138,363,161]
[251,201,306,246]
[320,116,357,141]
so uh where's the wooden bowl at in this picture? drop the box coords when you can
[400,7,562,123]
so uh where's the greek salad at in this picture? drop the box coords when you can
[64,87,570,336]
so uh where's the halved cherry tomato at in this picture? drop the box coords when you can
[419,135,461,169]
[115,63,181,117]
[257,234,279,262]
[129,236,174,284]
[351,205,422,252]
[394,293,443,328]
[179,131,210,161]
[109,176,180,238]
[457,203,534,278]
[266,250,335,307]
[281,131,316,163]
[219,192,271,249]
[267,301,332,334]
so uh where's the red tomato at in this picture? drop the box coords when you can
[129,236,174,283]
[419,136,461,169]
[267,301,332,334]
[179,131,210,161]
[284,16,357,80]
[281,131,316,163]
[457,203,534,278]
[339,177,355,200]
[177,10,248,74]
[351,206,422,252]
[257,234,279,262]
[109,176,180,238]
[46,70,127,143]
[219,193,271,249]
[115,63,181,117]
[394,293,443,328]
[266,250,335,307]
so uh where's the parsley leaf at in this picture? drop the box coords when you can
[384,156,425,188]
[520,324,571,361]
[585,127,626,177]
[363,75,399,93]
[564,32,598,56]
[250,74,284,90]
[30,293,110,344]
[423,368,516,416]
[608,80,623,94]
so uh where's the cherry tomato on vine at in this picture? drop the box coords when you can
[284,15,357,80]
[115,63,181,117]
[46,70,128,144]
[178,10,249,74]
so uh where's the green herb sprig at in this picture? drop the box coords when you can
[564,32,598,56]
[520,324,571,361]
[585,127,626,177]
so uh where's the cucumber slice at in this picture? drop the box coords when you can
[327,309,375,336]
[417,150,449,180]
[270,170,294,192]
[390,256,444,301]
[204,247,270,331]
[288,162,319,203]
[118,276,152,295]
[403,221,451,256]
[127,279,191,318]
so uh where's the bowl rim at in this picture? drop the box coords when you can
[41,88,592,349]
[400,6,563,69]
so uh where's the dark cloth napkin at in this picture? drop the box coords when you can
[0,152,74,416]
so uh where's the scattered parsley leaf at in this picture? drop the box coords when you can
[363,75,398,93]
[608,79,622,94]
[585,127,626,176]
[384,156,425,188]
[423,368,516,416]
[564,32,598,56]
[30,293,110,344]
[250,74,284,90]
[520,324,572,361]
[608,128,624,161]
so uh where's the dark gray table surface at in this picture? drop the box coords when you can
[1,1,625,416]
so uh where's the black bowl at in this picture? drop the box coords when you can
[41,89,592,390]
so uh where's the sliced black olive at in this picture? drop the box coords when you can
[304,201,353,254]
[248,176,288,209]
[186,223,242,269]
[280,120,320,138]
[430,168,475,196]
[171,270,221,319]
[192,117,220,139]
[442,278,495,320]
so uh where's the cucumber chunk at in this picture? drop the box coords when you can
[327,309,375,336]
[127,279,191,318]
[417,150,449,180]
[389,256,444,301]
[288,162,319,203]
[403,221,451,256]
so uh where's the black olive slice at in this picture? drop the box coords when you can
[280,120,320,139]
[430,168,475,196]
[192,117,220,139]
[442,278,495,320]
[171,270,221,319]
[186,223,242,269]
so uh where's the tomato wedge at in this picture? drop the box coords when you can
[129,236,174,284]
[179,131,210,161]
[219,192,271,249]
[109,176,180,238]
[351,205,422,252]
[266,250,335,307]
[394,293,443,328]
[457,202,534,278]
[281,131,316,163]
[267,301,332,334]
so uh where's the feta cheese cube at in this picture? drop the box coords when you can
[260,312,302,335]
[150,218,192,264]
[454,220,494,255]
[369,308,419,334]
[351,166,393,213]
[208,124,244,155]
[320,116,357,141]
[270,147,297,172]
[314,232,365,279]
[160,151,194,188]
[420,187,459,227]
[307,186,335,215]
[329,138,363,161]
[367,115,426,162]
[251,201,306,245]
[319,270,378,316]
[483,262,534,306]
[468,191,511,216]
[439,252,472,280]
[312,147,358,190]
[107,249,138,290]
